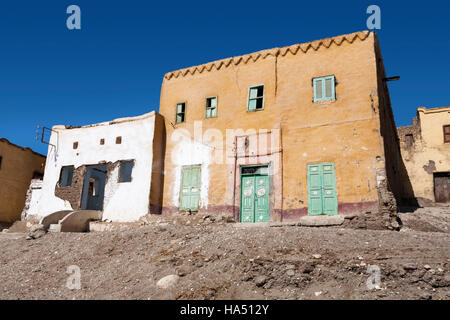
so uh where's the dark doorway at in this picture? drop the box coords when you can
[434,172,450,203]
[81,165,107,210]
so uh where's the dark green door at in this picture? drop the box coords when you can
[180,166,201,211]
[240,173,269,223]
[307,163,338,215]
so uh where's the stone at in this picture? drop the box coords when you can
[156,274,179,289]
[286,270,295,276]
[26,224,46,240]
[312,254,322,259]
[254,275,267,287]
[298,215,344,227]
[424,264,431,270]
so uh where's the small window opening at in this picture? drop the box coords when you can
[205,97,218,118]
[100,138,105,145]
[248,85,264,111]
[405,134,414,147]
[0,156,2,170]
[118,160,134,183]
[59,166,74,187]
[116,136,122,144]
[444,125,450,143]
[175,103,186,123]
[73,142,78,149]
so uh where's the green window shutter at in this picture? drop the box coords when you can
[248,99,257,111]
[249,87,258,99]
[248,85,264,111]
[175,103,186,123]
[314,76,335,102]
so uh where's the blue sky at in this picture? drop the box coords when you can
[0,1,449,155]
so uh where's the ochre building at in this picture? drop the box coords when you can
[0,138,46,222]
[158,30,406,226]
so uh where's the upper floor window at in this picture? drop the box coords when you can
[205,97,218,119]
[0,156,3,170]
[175,102,186,123]
[444,125,450,143]
[248,85,264,111]
[313,75,335,102]
[59,166,74,187]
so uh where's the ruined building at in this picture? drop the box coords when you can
[158,31,406,228]
[25,111,165,223]
[0,138,45,222]
[398,106,450,205]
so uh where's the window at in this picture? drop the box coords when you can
[405,134,414,147]
[73,142,78,149]
[313,75,335,102]
[444,125,450,143]
[0,156,2,170]
[116,136,122,144]
[248,85,264,111]
[59,166,74,187]
[118,160,134,183]
[100,138,105,145]
[175,103,186,123]
[205,97,218,119]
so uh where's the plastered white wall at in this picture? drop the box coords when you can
[30,112,157,222]
[170,135,211,209]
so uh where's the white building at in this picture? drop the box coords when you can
[26,111,165,222]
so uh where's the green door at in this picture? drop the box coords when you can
[180,166,201,211]
[240,173,269,223]
[307,163,338,215]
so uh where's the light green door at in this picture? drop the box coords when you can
[180,166,201,211]
[240,174,269,222]
[307,163,338,215]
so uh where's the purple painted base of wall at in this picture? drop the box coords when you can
[161,201,379,222]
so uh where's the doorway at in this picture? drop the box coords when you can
[434,172,450,203]
[307,162,338,215]
[240,165,269,223]
[179,165,201,212]
[81,165,107,211]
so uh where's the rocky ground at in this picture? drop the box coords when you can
[0,207,449,300]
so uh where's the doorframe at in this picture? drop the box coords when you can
[178,164,202,211]
[80,164,108,211]
[306,161,338,216]
[239,164,270,222]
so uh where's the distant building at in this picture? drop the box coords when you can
[158,30,407,228]
[25,111,165,223]
[0,138,45,222]
[398,106,450,205]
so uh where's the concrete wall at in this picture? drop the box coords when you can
[27,111,165,222]
[0,139,45,222]
[398,106,450,204]
[159,31,396,221]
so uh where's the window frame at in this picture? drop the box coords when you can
[118,160,134,183]
[313,75,336,102]
[444,125,450,143]
[247,85,265,112]
[175,102,187,124]
[59,165,75,187]
[205,96,218,119]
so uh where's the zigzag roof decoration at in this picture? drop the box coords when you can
[164,30,372,80]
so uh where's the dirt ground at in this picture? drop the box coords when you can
[0,207,449,300]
